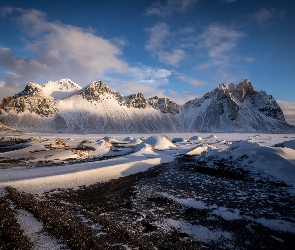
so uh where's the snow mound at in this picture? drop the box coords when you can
[135,142,154,152]
[95,139,112,149]
[172,138,187,142]
[143,136,178,150]
[128,138,143,145]
[207,135,218,139]
[76,139,111,157]
[48,138,70,149]
[227,140,261,151]
[187,146,208,156]
[102,136,119,143]
[277,139,295,150]
[123,136,134,141]
[189,136,203,141]
[249,147,295,187]
[215,140,226,144]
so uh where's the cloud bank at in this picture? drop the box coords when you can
[0,8,127,89]
[248,8,285,27]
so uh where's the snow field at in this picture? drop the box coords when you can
[0,132,294,194]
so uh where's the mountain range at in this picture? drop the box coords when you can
[0,78,293,133]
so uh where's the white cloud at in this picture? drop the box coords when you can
[183,91,199,101]
[107,81,198,105]
[145,0,199,17]
[167,89,198,104]
[244,57,256,63]
[109,81,167,98]
[104,65,200,104]
[248,8,285,27]
[145,23,170,51]
[105,64,172,88]
[0,84,23,100]
[146,23,185,66]
[195,24,245,70]
[0,47,51,86]
[0,7,128,89]
[177,75,206,86]
[277,101,295,126]
[157,49,186,66]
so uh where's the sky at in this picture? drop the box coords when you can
[0,0,295,124]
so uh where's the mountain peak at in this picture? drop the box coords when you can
[88,80,112,92]
[44,78,81,91]
[42,78,81,99]
[14,82,46,98]
[77,80,121,101]
[228,78,254,99]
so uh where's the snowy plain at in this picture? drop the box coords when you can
[1,132,295,249]
[0,132,295,193]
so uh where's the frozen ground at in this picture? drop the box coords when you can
[0,132,295,249]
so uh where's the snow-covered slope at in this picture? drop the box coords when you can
[0,79,293,133]
[54,81,180,133]
[43,78,82,99]
[182,79,293,132]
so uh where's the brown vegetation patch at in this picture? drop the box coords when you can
[47,138,70,149]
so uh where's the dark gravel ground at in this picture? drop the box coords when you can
[0,197,32,250]
[1,155,295,249]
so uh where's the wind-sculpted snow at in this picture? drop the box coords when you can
[142,135,178,150]
[1,132,295,249]
[0,78,294,133]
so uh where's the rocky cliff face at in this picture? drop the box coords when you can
[14,83,45,98]
[123,94,181,114]
[124,93,149,109]
[0,83,56,117]
[228,78,254,100]
[249,91,285,121]
[0,78,293,133]
[148,97,181,115]
[77,81,125,105]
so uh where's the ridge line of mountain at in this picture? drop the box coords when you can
[0,78,294,133]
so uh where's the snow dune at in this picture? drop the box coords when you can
[0,148,177,194]
[1,133,295,194]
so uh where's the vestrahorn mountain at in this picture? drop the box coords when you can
[0,78,293,133]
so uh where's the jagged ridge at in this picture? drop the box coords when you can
[0,78,293,133]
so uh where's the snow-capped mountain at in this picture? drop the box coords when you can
[0,78,293,133]
[182,79,289,132]
[43,78,82,99]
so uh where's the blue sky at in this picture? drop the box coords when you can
[0,0,295,124]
